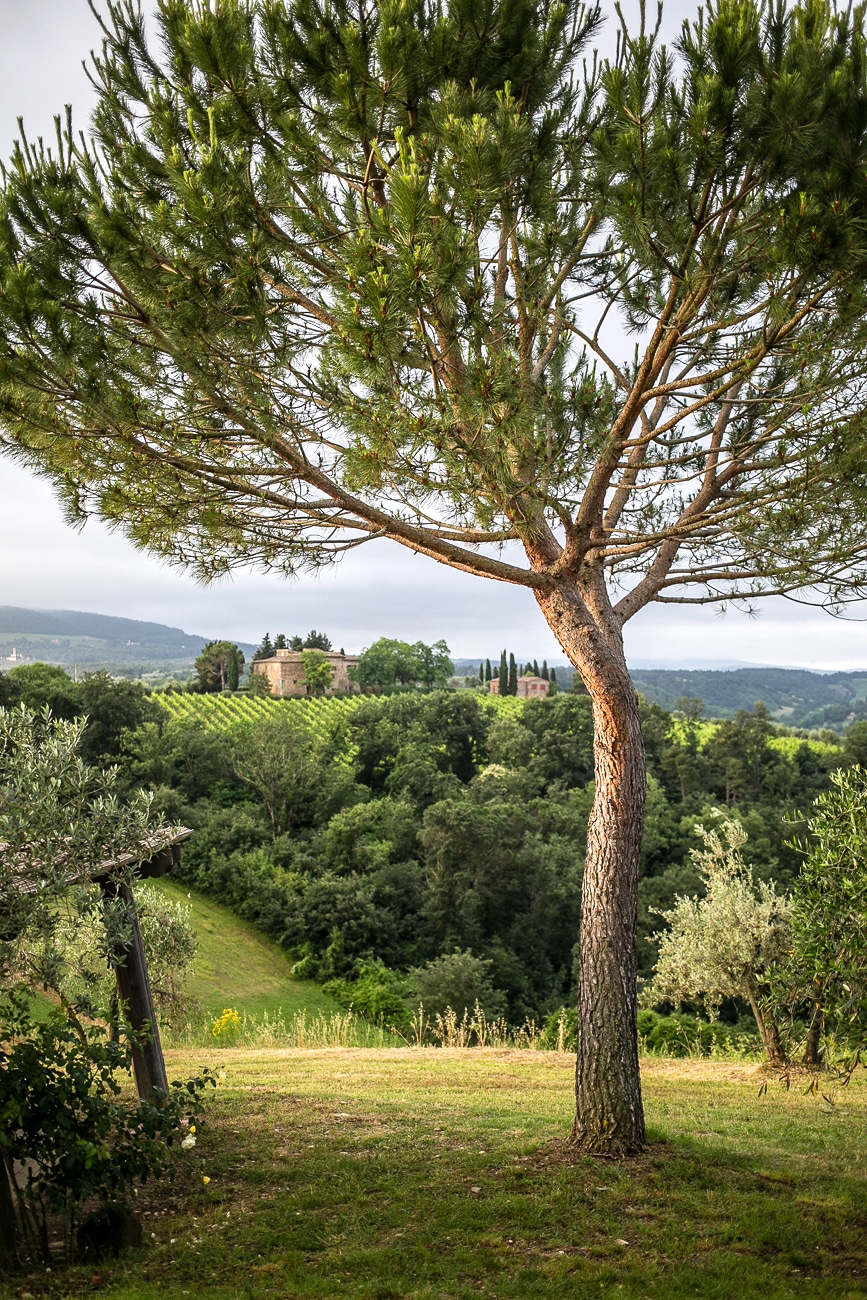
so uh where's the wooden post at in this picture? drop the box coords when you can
[0,1156,19,1271]
[100,879,169,1102]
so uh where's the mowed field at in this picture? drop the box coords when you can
[8,1047,866,1300]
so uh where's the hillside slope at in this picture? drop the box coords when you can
[0,605,255,674]
[631,665,867,728]
[150,878,341,1022]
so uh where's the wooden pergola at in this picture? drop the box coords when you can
[6,827,193,1101]
[95,827,193,1101]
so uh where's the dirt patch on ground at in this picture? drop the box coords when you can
[513,1136,669,1172]
[638,1057,767,1084]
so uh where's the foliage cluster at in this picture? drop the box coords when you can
[643,768,867,1065]
[0,998,214,1268]
[0,664,157,762]
[79,678,852,1035]
[351,638,453,690]
[194,641,245,693]
[0,705,165,995]
[771,766,867,1056]
[0,708,209,1272]
[254,631,334,660]
[642,817,792,1064]
[44,883,198,1031]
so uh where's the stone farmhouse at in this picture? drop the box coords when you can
[489,675,550,699]
[251,648,360,697]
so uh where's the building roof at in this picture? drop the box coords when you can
[254,649,358,664]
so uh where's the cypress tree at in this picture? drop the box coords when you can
[254,633,274,661]
[498,650,508,696]
[227,647,241,692]
[508,653,518,696]
[478,662,484,685]
[541,660,549,681]
[533,659,540,677]
[485,659,492,682]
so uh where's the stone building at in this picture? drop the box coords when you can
[489,675,550,699]
[251,648,360,697]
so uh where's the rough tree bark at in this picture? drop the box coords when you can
[537,581,647,1155]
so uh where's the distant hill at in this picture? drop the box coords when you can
[630,666,867,729]
[0,606,255,676]
[454,656,867,730]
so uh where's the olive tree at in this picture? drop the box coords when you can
[773,767,867,1064]
[642,817,791,1065]
[0,706,167,994]
[0,705,185,1266]
[2,0,867,1151]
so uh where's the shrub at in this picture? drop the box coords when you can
[0,999,214,1267]
[407,950,507,1021]
[642,816,791,1064]
[637,1009,761,1057]
[539,1006,578,1051]
[324,960,411,1030]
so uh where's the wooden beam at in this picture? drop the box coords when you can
[101,880,169,1102]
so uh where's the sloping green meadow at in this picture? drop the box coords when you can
[151,878,342,1025]
[12,1050,865,1300]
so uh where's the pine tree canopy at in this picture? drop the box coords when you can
[2,0,867,615]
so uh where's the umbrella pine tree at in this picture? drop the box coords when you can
[3,0,867,1152]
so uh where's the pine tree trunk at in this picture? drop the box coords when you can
[536,583,646,1155]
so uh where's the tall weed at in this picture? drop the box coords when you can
[165,1003,763,1058]
[164,1007,401,1050]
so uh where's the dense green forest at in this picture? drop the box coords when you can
[2,661,861,1032]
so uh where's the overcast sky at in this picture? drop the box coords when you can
[2,0,867,667]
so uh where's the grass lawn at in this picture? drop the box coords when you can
[9,1049,866,1300]
[150,879,341,1023]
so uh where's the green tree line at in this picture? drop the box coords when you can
[6,663,858,1041]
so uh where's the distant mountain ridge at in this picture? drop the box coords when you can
[0,606,255,673]
[455,656,867,730]
[630,665,867,729]
[0,605,203,647]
